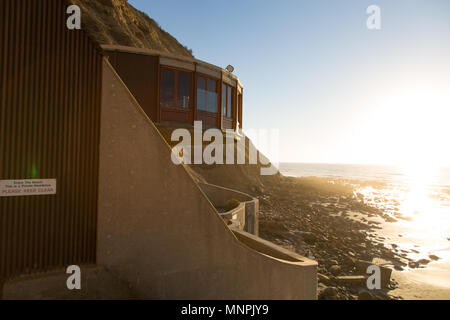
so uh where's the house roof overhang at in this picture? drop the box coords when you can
[101,44,243,88]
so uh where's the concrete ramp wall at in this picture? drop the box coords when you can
[198,182,259,235]
[98,58,317,299]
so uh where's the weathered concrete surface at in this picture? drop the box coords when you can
[231,228,304,263]
[1,266,136,300]
[198,182,253,205]
[198,182,258,235]
[97,59,317,300]
[244,200,259,236]
[219,202,247,231]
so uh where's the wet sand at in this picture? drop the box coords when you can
[390,261,450,299]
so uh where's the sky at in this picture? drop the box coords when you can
[130,0,450,167]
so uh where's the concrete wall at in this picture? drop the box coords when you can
[97,58,317,299]
[231,229,303,263]
[198,182,253,205]
[198,182,259,235]
[218,203,246,231]
[244,200,259,236]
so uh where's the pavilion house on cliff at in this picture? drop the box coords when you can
[102,45,244,131]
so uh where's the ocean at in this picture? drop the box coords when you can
[279,162,450,298]
[279,163,450,187]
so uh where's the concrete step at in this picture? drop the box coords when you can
[334,275,366,286]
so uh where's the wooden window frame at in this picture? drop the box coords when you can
[238,91,243,129]
[222,83,227,117]
[160,66,193,111]
[222,83,234,119]
[196,73,219,114]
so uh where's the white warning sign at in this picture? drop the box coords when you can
[0,179,57,197]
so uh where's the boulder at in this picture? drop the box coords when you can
[328,259,339,266]
[417,259,430,265]
[318,273,331,285]
[335,276,366,286]
[358,290,374,300]
[342,255,355,267]
[322,286,338,297]
[371,290,391,300]
[298,232,317,244]
[329,265,341,276]
[384,216,398,223]
[355,260,392,287]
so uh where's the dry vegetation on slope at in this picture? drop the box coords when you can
[68,0,194,57]
[155,125,282,195]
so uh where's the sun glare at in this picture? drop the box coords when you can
[368,87,450,168]
[395,153,450,239]
[361,87,450,236]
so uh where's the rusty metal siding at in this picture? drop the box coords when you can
[111,51,159,121]
[0,0,102,280]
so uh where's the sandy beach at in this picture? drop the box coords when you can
[390,262,450,299]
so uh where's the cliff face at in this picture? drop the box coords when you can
[68,0,194,58]
[156,125,282,197]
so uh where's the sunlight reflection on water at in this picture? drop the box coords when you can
[357,164,450,242]
[280,163,450,295]
[280,162,450,256]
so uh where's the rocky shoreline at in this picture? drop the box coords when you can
[256,176,421,300]
[182,138,445,299]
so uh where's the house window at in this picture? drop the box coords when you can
[222,83,234,118]
[222,84,227,117]
[177,71,191,109]
[227,86,232,118]
[160,69,175,108]
[196,75,218,113]
[207,79,218,113]
[196,76,207,111]
[160,67,191,109]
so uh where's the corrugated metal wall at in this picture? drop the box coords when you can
[0,0,102,280]
[106,51,159,121]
